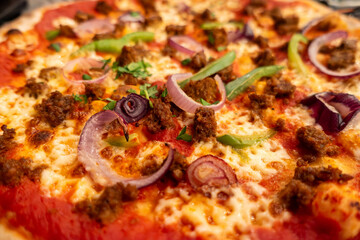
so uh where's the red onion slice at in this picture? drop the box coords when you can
[114,93,149,123]
[75,19,115,39]
[78,110,174,187]
[62,57,110,85]
[301,92,360,133]
[227,23,254,42]
[118,11,145,23]
[308,31,360,78]
[167,73,226,113]
[168,35,204,55]
[186,155,237,188]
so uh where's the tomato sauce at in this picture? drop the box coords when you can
[254,213,341,240]
[0,53,26,88]
[0,180,195,240]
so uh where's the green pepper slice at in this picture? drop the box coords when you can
[288,33,309,75]
[216,129,276,149]
[225,65,283,100]
[106,133,140,148]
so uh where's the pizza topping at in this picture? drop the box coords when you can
[39,67,60,81]
[288,33,309,75]
[227,23,254,43]
[78,110,174,187]
[84,83,106,100]
[145,98,174,133]
[28,130,53,147]
[114,93,149,123]
[302,13,337,37]
[264,76,296,98]
[324,39,357,70]
[168,35,204,55]
[186,155,237,189]
[75,19,115,39]
[206,28,228,50]
[269,7,299,35]
[301,92,360,133]
[165,25,186,36]
[216,65,236,83]
[35,91,75,128]
[294,166,353,186]
[59,25,77,38]
[248,93,274,110]
[253,36,269,48]
[75,183,138,224]
[225,65,283,100]
[188,51,207,70]
[308,31,360,78]
[244,0,267,15]
[193,9,216,26]
[63,58,110,85]
[95,0,113,15]
[116,45,147,66]
[217,129,276,149]
[23,78,47,99]
[168,74,226,113]
[252,49,275,67]
[0,125,16,155]
[193,107,217,141]
[119,11,145,23]
[74,10,94,23]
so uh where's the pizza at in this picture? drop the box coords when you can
[1,0,360,239]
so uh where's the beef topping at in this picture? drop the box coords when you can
[162,45,176,57]
[253,36,269,48]
[193,107,217,142]
[193,9,216,26]
[264,77,296,98]
[75,183,137,224]
[139,0,156,13]
[116,45,147,66]
[11,49,26,57]
[74,11,94,23]
[95,1,113,14]
[35,91,75,128]
[182,77,219,104]
[39,67,60,81]
[165,25,186,36]
[85,83,106,100]
[207,28,228,49]
[28,130,53,147]
[277,179,314,212]
[189,51,207,70]
[294,166,353,186]
[24,78,47,99]
[12,63,26,73]
[314,18,337,32]
[0,157,45,187]
[216,65,236,83]
[145,98,174,133]
[248,93,274,110]
[110,85,134,101]
[0,125,16,155]
[296,126,331,156]
[321,39,357,70]
[269,8,299,35]
[59,25,77,38]
[244,0,267,15]
[139,0,161,25]
[252,49,275,66]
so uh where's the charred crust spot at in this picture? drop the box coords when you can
[29,130,53,147]
[193,107,217,142]
[24,78,47,99]
[252,49,275,67]
[35,91,75,128]
[74,11,94,23]
[145,98,174,133]
[95,1,113,14]
[75,183,138,224]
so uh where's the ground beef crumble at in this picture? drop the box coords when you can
[145,98,174,133]
[193,107,217,142]
[75,183,138,224]
[0,125,16,155]
[35,91,75,128]
[252,49,275,67]
[182,77,219,104]
[24,78,47,99]
[265,76,296,98]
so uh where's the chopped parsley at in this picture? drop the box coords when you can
[181,58,191,66]
[130,11,140,17]
[102,98,117,110]
[176,126,192,142]
[82,74,92,80]
[72,94,88,104]
[101,58,111,69]
[208,32,215,45]
[217,46,227,52]
[112,60,152,79]
[200,98,220,106]
[139,83,158,108]
[45,29,60,41]
[161,88,168,97]
[127,89,137,94]
[49,43,61,52]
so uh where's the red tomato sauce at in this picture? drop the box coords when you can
[34,0,114,39]
[254,213,341,240]
[0,180,195,240]
[143,119,194,157]
[0,53,26,88]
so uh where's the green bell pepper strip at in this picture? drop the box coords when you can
[225,65,283,100]
[201,21,243,30]
[72,31,154,56]
[288,33,309,75]
[216,129,276,149]
[106,133,140,148]
[179,50,236,87]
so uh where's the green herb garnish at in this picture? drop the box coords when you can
[113,60,152,79]
[181,58,191,66]
[46,29,60,41]
[72,94,88,104]
[101,58,111,69]
[130,11,140,17]
[82,74,92,80]
[161,88,168,97]
[176,126,192,142]
[200,98,219,106]
[103,98,117,110]
[139,83,158,108]
[208,32,215,45]
[127,89,137,94]
[49,43,61,52]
